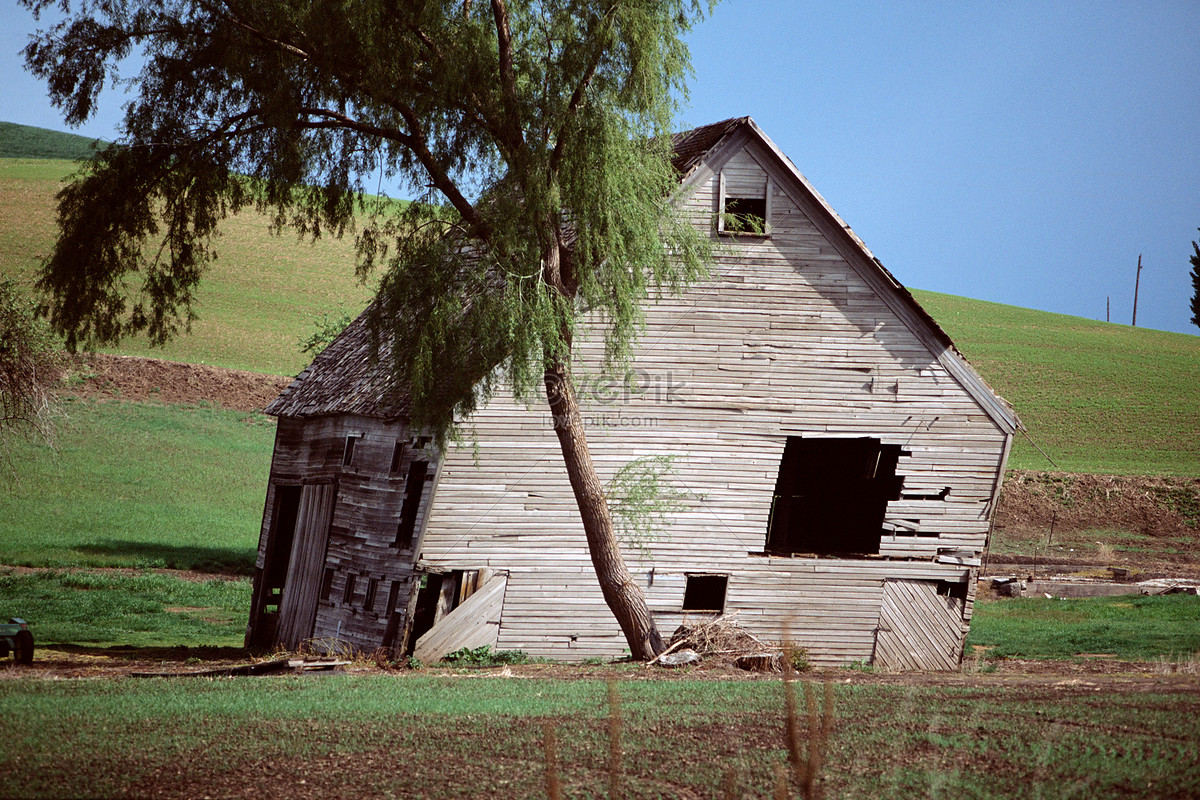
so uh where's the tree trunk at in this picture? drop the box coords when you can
[544,361,665,660]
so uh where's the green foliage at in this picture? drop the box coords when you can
[967,594,1200,659]
[915,289,1200,475]
[22,0,716,438]
[605,454,691,556]
[441,645,530,666]
[298,309,353,357]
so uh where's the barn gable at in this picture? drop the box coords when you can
[247,117,1017,669]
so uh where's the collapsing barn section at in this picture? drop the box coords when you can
[248,117,1018,669]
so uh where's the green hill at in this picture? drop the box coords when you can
[0,121,108,160]
[913,290,1200,476]
[2,156,1197,476]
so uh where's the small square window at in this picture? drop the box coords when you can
[723,196,767,234]
[682,574,728,612]
[717,170,772,237]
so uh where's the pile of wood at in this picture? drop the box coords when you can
[650,615,782,671]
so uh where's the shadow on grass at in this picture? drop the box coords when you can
[45,643,252,662]
[73,540,256,575]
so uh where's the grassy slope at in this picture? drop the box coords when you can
[914,290,1199,476]
[0,157,375,376]
[0,121,107,160]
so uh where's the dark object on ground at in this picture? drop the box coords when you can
[0,618,33,664]
[129,657,348,678]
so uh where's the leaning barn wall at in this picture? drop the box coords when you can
[248,414,438,652]
[415,133,1010,666]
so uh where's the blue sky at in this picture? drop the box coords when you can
[3,0,1199,335]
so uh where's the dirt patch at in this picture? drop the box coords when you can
[991,471,1200,577]
[54,352,293,412]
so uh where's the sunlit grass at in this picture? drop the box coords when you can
[915,289,1200,476]
[0,399,273,573]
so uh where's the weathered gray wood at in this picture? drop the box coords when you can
[253,118,1015,668]
[412,574,508,663]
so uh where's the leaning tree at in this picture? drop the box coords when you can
[23,0,717,659]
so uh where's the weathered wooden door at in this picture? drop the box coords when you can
[275,483,336,649]
[873,579,966,671]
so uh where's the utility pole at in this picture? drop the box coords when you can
[1132,254,1143,326]
[1106,296,1110,322]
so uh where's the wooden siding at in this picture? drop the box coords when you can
[247,414,441,653]
[416,133,1010,665]
[873,580,967,671]
[412,573,508,662]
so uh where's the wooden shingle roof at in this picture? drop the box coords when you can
[264,303,410,420]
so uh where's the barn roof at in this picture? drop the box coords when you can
[265,303,409,420]
[266,117,1018,432]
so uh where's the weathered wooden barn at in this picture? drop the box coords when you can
[247,117,1019,669]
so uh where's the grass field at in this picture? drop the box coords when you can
[0,157,376,375]
[914,290,1200,476]
[0,673,1197,798]
[0,400,271,572]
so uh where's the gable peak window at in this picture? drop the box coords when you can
[718,169,773,237]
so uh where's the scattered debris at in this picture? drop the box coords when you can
[650,615,771,668]
[657,649,702,668]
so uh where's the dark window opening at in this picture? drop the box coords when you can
[385,580,402,616]
[414,435,431,450]
[901,486,951,501]
[342,573,357,604]
[262,485,302,613]
[682,574,728,612]
[342,435,359,467]
[765,437,905,556]
[394,461,430,548]
[319,567,335,602]
[390,441,407,474]
[364,577,379,613]
[722,196,767,234]
[936,580,969,602]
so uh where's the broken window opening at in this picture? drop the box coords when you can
[394,461,430,548]
[901,486,951,501]
[389,441,407,475]
[342,573,358,605]
[717,170,772,237]
[682,574,728,613]
[765,437,905,557]
[319,567,335,602]
[342,435,360,467]
[722,196,767,234]
[936,580,969,602]
[364,577,379,614]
